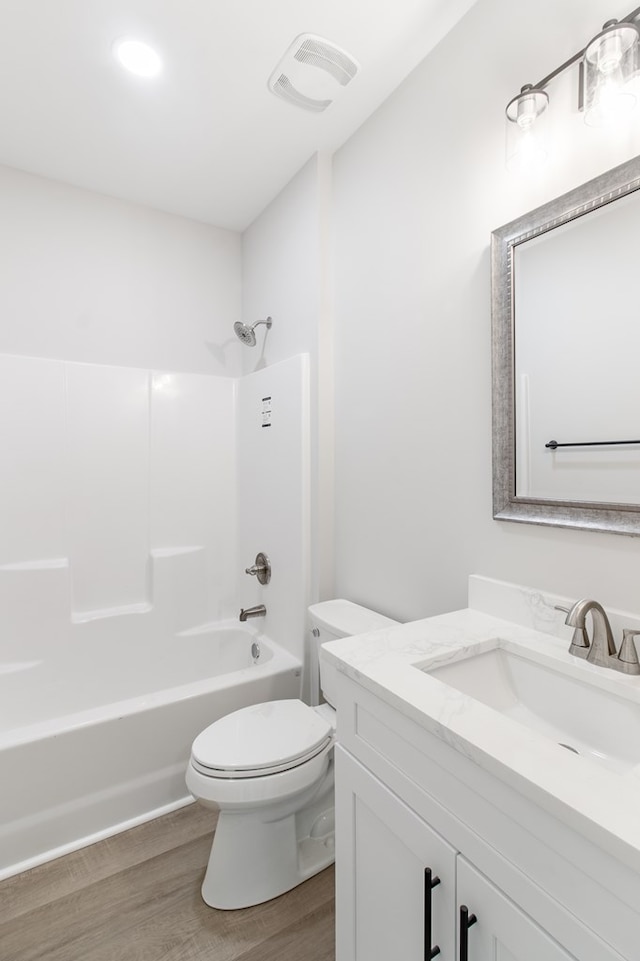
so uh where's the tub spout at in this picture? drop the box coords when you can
[239,605,266,622]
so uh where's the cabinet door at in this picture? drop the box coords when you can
[335,746,456,961]
[456,857,577,961]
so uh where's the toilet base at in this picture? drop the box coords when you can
[201,779,335,909]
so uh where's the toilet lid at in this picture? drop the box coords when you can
[191,699,333,777]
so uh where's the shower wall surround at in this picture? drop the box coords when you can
[0,165,310,690]
[0,353,237,661]
[237,356,310,672]
[0,351,309,666]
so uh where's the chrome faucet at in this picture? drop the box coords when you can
[239,604,266,622]
[564,599,615,668]
[554,603,590,659]
[562,598,640,674]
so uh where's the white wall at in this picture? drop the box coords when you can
[332,0,640,622]
[242,156,323,374]
[0,165,243,375]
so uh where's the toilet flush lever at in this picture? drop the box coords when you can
[245,552,271,585]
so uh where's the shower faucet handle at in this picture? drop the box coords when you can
[245,552,271,585]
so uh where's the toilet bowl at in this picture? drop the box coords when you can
[186,600,398,909]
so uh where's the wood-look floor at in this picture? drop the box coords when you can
[0,803,335,961]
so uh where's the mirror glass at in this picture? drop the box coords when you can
[514,190,640,505]
[492,155,640,535]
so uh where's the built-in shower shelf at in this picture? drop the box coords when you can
[0,558,69,572]
[150,546,204,557]
[71,602,153,624]
[0,660,41,675]
[178,621,224,636]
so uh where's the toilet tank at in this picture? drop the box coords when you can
[308,599,399,706]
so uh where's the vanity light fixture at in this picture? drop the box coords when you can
[505,5,640,170]
[113,38,163,78]
[505,85,549,172]
[583,19,640,126]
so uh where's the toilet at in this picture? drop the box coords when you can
[185,599,398,909]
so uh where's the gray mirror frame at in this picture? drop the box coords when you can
[491,154,640,537]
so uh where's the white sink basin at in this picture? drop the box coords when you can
[424,643,640,774]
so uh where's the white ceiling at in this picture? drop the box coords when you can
[0,0,477,231]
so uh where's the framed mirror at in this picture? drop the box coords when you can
[491,154,640,536]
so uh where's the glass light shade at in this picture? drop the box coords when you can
[505,87,549,172]
[583,22,639,126]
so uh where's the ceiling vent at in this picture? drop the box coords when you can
[268,34,360,113]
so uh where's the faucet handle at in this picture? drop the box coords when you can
[244,552,271,585]
[615,629,640,675]
[555,605,590,658]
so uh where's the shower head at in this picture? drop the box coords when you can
[233,321,257,346]
[233,317,273,347]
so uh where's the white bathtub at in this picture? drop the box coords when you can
[0,622,301,880]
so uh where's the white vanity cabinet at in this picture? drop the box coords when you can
[336,745,456,961]
[328,667,635,961]
[336,746,577,961]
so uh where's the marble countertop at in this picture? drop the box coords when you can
[320,604,640,873]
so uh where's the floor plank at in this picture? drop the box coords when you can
[234,901,335,961]
[0,804,335,961]
[0,802,216,925]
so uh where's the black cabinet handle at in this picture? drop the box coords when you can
[459,905,477,961]
[424,868,441,959]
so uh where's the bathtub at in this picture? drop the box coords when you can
[0,621,301,880]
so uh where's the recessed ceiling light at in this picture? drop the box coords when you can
[113,39,163,78]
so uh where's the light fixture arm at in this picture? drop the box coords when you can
[505,4,640,169]
[523,4,640,95]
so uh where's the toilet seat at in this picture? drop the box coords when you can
[191,699,334,779]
